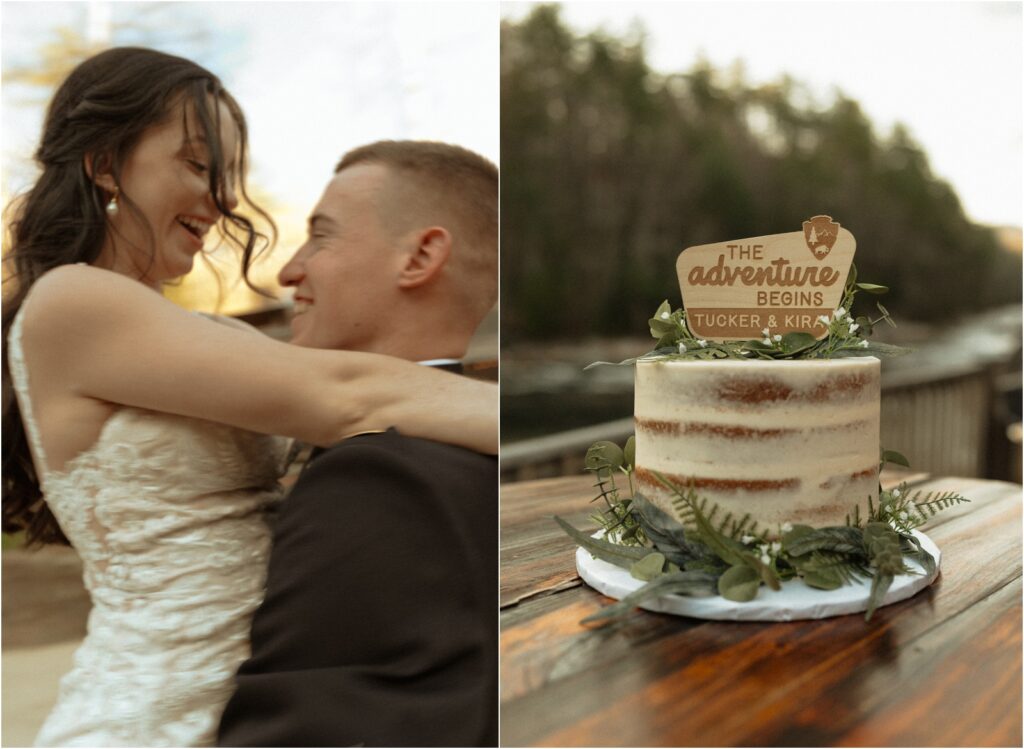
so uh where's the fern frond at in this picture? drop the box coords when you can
[846,503,862,528]
[655,472,780,590]
[589,475,620,510]
[726,513,760,541]
[590,495,646,546]
[803,551,871,585]
[912,490,971,517]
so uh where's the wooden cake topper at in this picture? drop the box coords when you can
[676,216,856,341]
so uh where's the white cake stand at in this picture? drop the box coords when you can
[575,530,941,621]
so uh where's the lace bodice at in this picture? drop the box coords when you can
[7,306,290,747]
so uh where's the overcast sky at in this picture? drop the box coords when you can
[503,1,1022,228]
[3,1,1019,234]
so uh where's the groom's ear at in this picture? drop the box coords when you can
[398,227,451,289]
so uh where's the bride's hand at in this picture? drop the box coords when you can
[19,266,498,454]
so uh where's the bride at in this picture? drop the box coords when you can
[2,47,497,747]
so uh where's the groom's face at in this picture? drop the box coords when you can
[279,164,403,351]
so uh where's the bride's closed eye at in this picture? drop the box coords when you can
[186,159,209,173]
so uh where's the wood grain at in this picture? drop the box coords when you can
[500,473,1022,747]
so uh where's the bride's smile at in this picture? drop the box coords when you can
[94,98,240,287]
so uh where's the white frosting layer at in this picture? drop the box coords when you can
[634,357,880,534]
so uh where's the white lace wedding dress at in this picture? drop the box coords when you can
[8,308,291,747]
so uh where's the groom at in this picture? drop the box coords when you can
[217,141,498,747]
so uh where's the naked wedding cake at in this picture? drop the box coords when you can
[559,220,945,620]
[633,357,880,533]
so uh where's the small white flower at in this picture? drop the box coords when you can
[762,327,770,336]
[762,337,772,345]
[770,541,782,554]
[773,334,782,342]
[781,521,793,533]
[660,311,670,320]
[760,552,771,565]
[848,322,860,333]
[898,510,909,521]
[817,315,831,325]
[834,307,846,320]
[678,342,687,353]
[698,339,707,347]
[859,339,869,348]
[893,489,901,498]
[741,534,755,545]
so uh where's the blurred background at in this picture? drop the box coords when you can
[1,3,497,743]
[500,2,1022,485]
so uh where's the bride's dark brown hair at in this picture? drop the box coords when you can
[2,47,275,546]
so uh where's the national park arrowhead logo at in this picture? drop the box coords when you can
[803,215,840,260]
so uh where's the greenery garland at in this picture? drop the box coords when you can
[556,439,969,623]
[586,264,911,369]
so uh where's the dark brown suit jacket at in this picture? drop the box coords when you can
[217,428,498,747]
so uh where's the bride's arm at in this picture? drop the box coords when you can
[20,265,497,454]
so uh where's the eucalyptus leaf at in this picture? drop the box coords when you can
[580,570,718,625]
[718,564,761,602]
[650,318,677,337]
[881,449,911,468]
[864,522,903,565]
[856,283,889,294]
[649,302,677,338]
[584,357,641,370]
[683,557,729,575]
[865,572,894,622]
[780,524,816,552]
[780,332,817,354]
[830,341,911,358]
[900,533,935,575]
[630,552,667,582]
[585,441,624,472]
[553,516,649,570]
[623,436,636,471]
[791,550,869,589]
[799,568,844,590]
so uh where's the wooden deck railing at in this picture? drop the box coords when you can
[500,359,1022,483]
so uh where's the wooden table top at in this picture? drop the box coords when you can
[500,471,1023,747]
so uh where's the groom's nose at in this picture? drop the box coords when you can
[278,245,310,287]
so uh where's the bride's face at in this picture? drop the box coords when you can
[99,97,240,285]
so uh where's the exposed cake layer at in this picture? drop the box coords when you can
[634,357,880,535]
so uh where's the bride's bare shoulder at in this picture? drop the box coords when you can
[19,265,172,342]
[198,313,267,336]
[27,264,153,302]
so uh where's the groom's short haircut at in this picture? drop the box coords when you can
[334,141,498,321]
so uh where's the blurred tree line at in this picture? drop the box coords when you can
[501,6,1022,343]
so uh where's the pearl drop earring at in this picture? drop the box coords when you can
[106,190,119,216]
